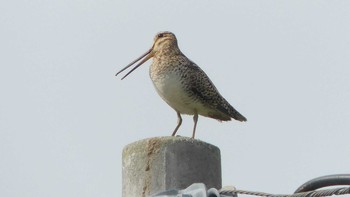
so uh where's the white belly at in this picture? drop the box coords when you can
[150,72,200,115]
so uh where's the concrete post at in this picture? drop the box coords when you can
[122,136,221,197]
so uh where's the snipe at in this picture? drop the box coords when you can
[116,31,246,138]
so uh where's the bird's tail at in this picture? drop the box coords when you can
[220,97,247,121]
[230,108,247,122]
[215,100,247,122]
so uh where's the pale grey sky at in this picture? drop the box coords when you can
[1,1,350,196]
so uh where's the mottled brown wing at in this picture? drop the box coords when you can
[185,61,247,122]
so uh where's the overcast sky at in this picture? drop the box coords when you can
[1,1,350,196]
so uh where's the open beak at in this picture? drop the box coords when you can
[115,48,154,80]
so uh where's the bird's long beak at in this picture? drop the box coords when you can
[115,48,154,80]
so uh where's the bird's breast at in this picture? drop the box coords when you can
[149,64,198,114]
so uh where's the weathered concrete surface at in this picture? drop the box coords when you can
[122,136,221,197]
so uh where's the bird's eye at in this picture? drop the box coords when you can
[158,33,164,38]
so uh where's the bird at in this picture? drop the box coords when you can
[116,31,246,138]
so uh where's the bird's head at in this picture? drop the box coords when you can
[115,31,179,79]
[151,31,178,54]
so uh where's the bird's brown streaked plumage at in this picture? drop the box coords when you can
[116,31,246,138]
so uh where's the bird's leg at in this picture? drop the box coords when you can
[192,113,198,139]
[171,111,182,136]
